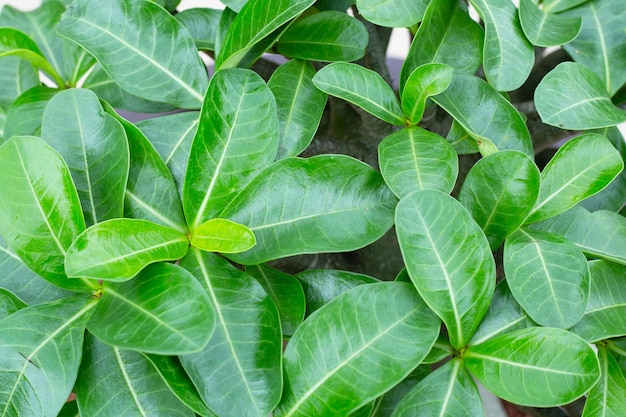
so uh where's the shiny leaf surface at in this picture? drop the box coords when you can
[0,288,26,321]
[176,8,222,51]
[401,63,453,124]
[4,86,57,140]
[0,56,38,109]
[518,0,581,47]
[191,218,256,253]
[356,0,429,27]
[581,346,626,417]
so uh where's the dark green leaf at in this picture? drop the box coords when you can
[401,63,453,124]
[0,288,27,321]
[446,120,479,155]
[191,218,256,253]
[370,367,430,417]
[4,86,57,139]
[518,0,581,47]
[422,332,454,364]
[582,346,626,417]
[221,0,248,12]
[0,56,38,109]
[176,8,222,51]
[356,0,429,27]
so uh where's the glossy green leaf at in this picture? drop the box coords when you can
[542,0,589,13]
[378,126,458,198]
[518,0,581,47]
[191,218,256,253]
[180,249,282,417]
[400,0,483,92]
[277,11,368,62]
[459,151,540,250]
[504,228,589,329]
[0,296,97,417]
[295,269,378,315]
[313,62,406,126]
[222,155,397,265]
[176,8,222,51]
[392,359,482,417]
[4,86,57,139]
[221,0,248,12]
[396,190,496,349]
[75,334,195,417]
[0,56,38,109]
[0,288,26,321]
[421,332,454,364]
[41,89,128,226]
[446,120,479,155]
[57,400,79,417]
[401,63,453,124]
[465,327,600,407]
[535,62,626,130]
[370,366,430,417]
[276,282,439,417]
[0,136,91,292]
[562,0,626,96]
[246,264,306,336]
[216,0,315,69]
[183,68,279,230]
[214,7,237,58]
[88,262,214,354]
[0,107,5,141]
[526,133,624,223]
[569,260,626,342]
[268,59,327,159]
[65,218,189,281]
[468,0,534,91]
[582,346,626,417]
[58,0,208,108]
[432,73,533,157]
[356,0,429,27]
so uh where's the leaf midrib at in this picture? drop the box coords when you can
[466,351,593,376]
[114,347,148,417]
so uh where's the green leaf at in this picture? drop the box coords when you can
[445,120,479,155]
[313,62,406,126]
[396,190,496,349]
[562,0,626,96]
[356,0,429,27]
[0,288,27,321]
[191,218,256,253]
[276,11,368,62]
[432,73,533,157]
[378,126,458,198]
[526,133,624,223]
[0,136,91,292]
[183,68,279,230]
[400,0,483,92]
[268,59,327,159]
[542,0,589,13]
[180,249,282,417]
[0,56,38,109]
[535,62,626,129]
[75,334,195,417]
[582,346,626,417]
[518,0,581,47]
[4,86,57,139]
[401,63,453,124]
[0,296,97,417]
[295,269,378,315]
[246,264,306,337]
[422,332,454,364]
[459,151,540,250]
[468,0,534,91]
[221,0,248,12]
[465,327,600,407]
[276,282,439,417]
[222,155,397,265]
[370,366,430,417]
[176,8,222,51]
[58,0,208,108]
[216,0,315,69]
[392,359,482,417]
[87,262,214,354]
[504,228,589,329]
[65,218,189,281]
[214,7,236,58]
[569,260,626,342]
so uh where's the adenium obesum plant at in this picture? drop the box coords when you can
[0,0,625,416]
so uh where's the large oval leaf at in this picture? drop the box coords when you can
[582,346,626,417]
[518,0,581,47]
[396,190,496,349]
[356,0,429,27]
[275,282,440,417]
[57,0,208,108]
[222,155,397,265]
[464,327,600,407]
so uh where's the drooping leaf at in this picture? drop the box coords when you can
[356,0,429,27]
[276,282,440,417]
[459,151,540,250]
[313,62,406,126]
[75,334,195,417]
[0,288,27,320]
[222,155,397,265]
[64,218,189,281]
[542,0,590,13]
[464,327,600,407]
[191,218,256,253]
[4,86,57,139]
[582,346,626,417]
[370,366,430,417]
[432,73,533,157]
[401,63,453,124]
[518,0,581,47]
[534,62,626,129]
[180,249,282,417]
[276,11,368,62]
[183,68,279,230]
[504,228,589,329]
[87,263,214,354]
[175,8,222,51]
[268,59,327,159]
[526,133,624,223]
[396,190,496,349]
[58,0,208,108]
[0,296,97,417]
[378,126,458,198]
[0,56,38,109]
[0,136,91,292]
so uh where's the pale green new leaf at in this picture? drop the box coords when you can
[3,86,57,140]
[396,190,496,349]
[313,62,406,126]
[0,288,26,321]
[582,346,626,417]
[176,8,222,51]
[542,0,589,13]
[401,63,453,124]
[64,218,189,281]
[356,0,429,27]
[465,327,600,407]
[0,56,38,109]
[57,0,208,108]
[275,282,440,417]
[518,0,581,47]
[191,218,256,253]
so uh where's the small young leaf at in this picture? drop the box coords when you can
[191,218,256,253]
[4,86,57,139]
[401,63,453,124]
[518,0,582,47]
[356,0,429,28]
[582,346,626,417]
[0,288,27,320]
[175,8,223,51]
